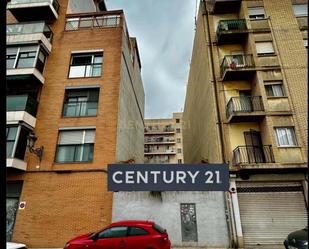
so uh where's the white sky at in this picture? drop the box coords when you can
[105,0,197,118]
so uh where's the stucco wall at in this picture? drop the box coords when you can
[112,191,229,248]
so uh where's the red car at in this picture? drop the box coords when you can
[64,220,171,249]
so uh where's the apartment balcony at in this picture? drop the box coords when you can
[144,149,176,155]
[145,137,176,144]
[206,0,241,14]
[7,125,30,171]
[144,128,175,135]
[7,95,38,128]
[65,11,122,31]
[7,22,53,53]
[7,44,47,85]
[220,54,256,81]
[7,0,60,22]
[232,145,275,167]
[216,19,248,45]
[226,96,265,123]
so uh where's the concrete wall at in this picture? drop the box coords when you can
[112,191,229,248]
[115,29,145,163]
[183,1,222,164]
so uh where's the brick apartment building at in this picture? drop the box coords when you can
[183,0,308,247]
[144,112,184,164]
[6,0,144,247]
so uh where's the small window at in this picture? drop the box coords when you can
[255,41,275,55]
[178,159,182,163]
[176,128,181,133]
[264,82,285,97]
[304,39,308,48]
[176,119,180,123]
[177,138,181,143]
[128,227,149,236]
[63,88,99,117]
[275,127,297,147]
[55,129,95,163]
[293,4,308,17]
[69,52,103,78]
[98,227,128,239]
[177,148,182,153]
[248,7,266,19]
[6,126,18,158]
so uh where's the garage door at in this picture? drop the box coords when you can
[237,181,308,246]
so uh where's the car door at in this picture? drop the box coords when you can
[125,226,152,249]
[90,226,128,249]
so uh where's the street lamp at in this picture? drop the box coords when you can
[27,132,44,162]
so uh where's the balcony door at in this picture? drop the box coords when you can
[244,130,265,163]
[239,91,253,112]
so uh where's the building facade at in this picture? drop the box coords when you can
[144,112,184,164]
[183,0,308,248]
[6,0,144,247]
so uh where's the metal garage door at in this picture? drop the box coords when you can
[237,182,308,246]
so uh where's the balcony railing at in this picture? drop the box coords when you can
[8,0,60,12]
[145,136,175,143]
[7,21,53,42]
[65,14,121,31]
[144,148,176,154]
[7,95,38,117]
[145,127,175,133]
[217,19,247,33]
[226,96,264,119]
[220,54,255,77]
[62,101,98,117]
[232,145,275,165]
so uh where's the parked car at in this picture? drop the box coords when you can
[284,227,308,249]
[6,242,27,249]
[64,220,171,249]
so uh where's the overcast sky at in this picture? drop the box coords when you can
[105,0,197,119]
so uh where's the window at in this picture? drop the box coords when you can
[98,227,127,239]
[55,129,95,163]
[177,148,182,153]
[63,88,99,117]
[304,39,308,48]
[248,7,266,19]
[255,41,275,55]
[178,159,182,163]
[176,128,181,133]
[6,45,46,73]
[128,227,149,236]
[177,138,181,143]
[275,127,297,147]
[176,119,180,123]
[264,82,285,97]
[293,4,308,17]
[6,125,29,160]
[68,52,103,78]
[6,127,18,158]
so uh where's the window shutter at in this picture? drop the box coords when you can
[58,130,84,145]
[256,42,274,54]
[248,7,265,16]
[293,4,308,16]
[84,130,95,143]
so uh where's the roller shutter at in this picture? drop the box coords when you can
[237,181,307,246]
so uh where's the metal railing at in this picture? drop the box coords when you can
[144,148,176,154]
[232,145,275,165]
[145,127,175,133]
[216,19,247,34]
[226,96,264,119]
[7,95,38,117]
[7,22,53,42]
[62,101,98,117]
[65,14,121,31]
[8,0,60,12]
[145,136,175,143]
[220,54,255,77]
